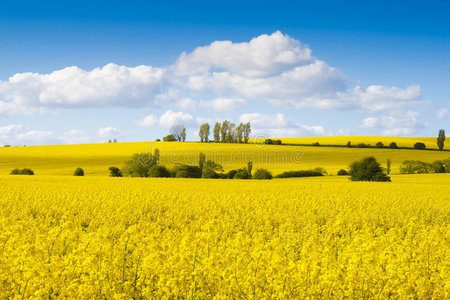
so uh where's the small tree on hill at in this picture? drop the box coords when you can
[73,168,84,176]
[163,134,176,142]
[386,159,391,175]
[123,153,157,177]
[213,122,221,143]
[247,161,253,176]
[170,125,185,142]
[437,129,445,151]
[389,142,398,149]
[243,122,251,143]
[252,168,273,180]
[181,128,186,142]
[414,142,426,150]
[349,156,391,182]
[376,142,384,148]
[109,167,123,177]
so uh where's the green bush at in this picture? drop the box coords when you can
[337,169,348,176]
[233,169,251,179]
[389,142,398,149]
[400,160,430,174]
[173,165,202,178]
[123,153,157,177]
[349,156,391,182]
[163,134,176,142]
[252,169,273,180]
[202,167,220,179]
[10,168,20,175]
[414,142,426,150]
[225,170,238,179]
[10,168,35,175]
[149,165,171,178]
[275,170,323,178]
[376,142,385,148]
[109,167,123,177]
[430,160,446,173]
[73,168,84,176]
[312,167,327,175]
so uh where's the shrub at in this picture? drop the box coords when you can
[356,143,370,148]
[123,153,157,177]
[10,168,20,175]
[337,169,348,176]
[312,167,327,175]
[346,141,352,147]
[11,168,35,175]
[312,142,320,146]
[149,165,171,178]
[414,142,426,150]
[264,139,282,145]
[349,156,391,182]
[430,160,446,173]
[109,167,123,177]
[252,169,273,180]
[400,160,430,174]
[225,170,238,179]
[275,170,323,178]
[173,165,202,178]
[73,168,84,176]
[155,138,161,142]
[389,142,398,149]
[202,167,220,179]
[233,169,251,179]
[376,142,385,148]
[163,134,176,142]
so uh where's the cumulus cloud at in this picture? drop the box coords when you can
[59,129,91,144]
[0,125,93,145]
[0,31,428,118]
[359,111,424,135]
[239,112,330,137]
[137,110,194,128]
[200,97,247,112]
[437,108,448,120]
[98,127,126,139]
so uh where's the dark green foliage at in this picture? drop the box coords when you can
[233,169,251,179]
[148,165,171,178]
[11,168,35,175]
[337,169,348,176]
[247,161,253,175]
[213,122,221,143]
[163,134,176,142]
[349,156,391,182]
[386,159,391,175]
[356,143,370,148]
[225,170,238,179]
[389,142,398,149]
[346,141,351,147]
[400,160,431,174]
[437,129,445,151]
[123,153,157,177]
[275,170,323,178]
[430,161,446,173]
[312,142,320,146]
[73,168,84,176]
[10,168,20,175]
[155,139,161,142]
[264,139,282,145]
[199,153,206,172]
[201,167,220,179]
[204,160,223,172]
[376,142,385,148]
[252,169,273,180]
[154,148,160,165]
[173,165,202,178]
[109,167,123,177]
[414,142,426,150]
[312,167,327,175]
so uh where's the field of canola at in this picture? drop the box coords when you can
[1,174,449,298]
[0,138,449,176]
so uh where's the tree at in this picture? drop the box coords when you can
[149,165,171,177]
[108,139,112,143]
[170,125,185,142]
[154,148,160,165]
[220,120,229,143]
[236,123,244,143]
[226,122,235,143]
[386,159,391,175]
[109,167,123,177]
[252,169,273,180]
[247,161,253,175]
[123,153,157,177]
[349,156,391,182]
[213,122,221,143]
[414,142,426,150]
[181,128,186,142]
[73,168,84,176]
[337,169,348,176]
[163,134,176,142]
[233,169,251,179]
[199,152,206,174]
[389,142,398,149]
[437,129,445,151]
[376,142,384,148]
[199,123,210,143]
[113,138,117,143]
[243,122,251,143]
[174,165,202,178]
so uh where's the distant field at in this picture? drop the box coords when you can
[252,136,442,149]
[0,136,448,176]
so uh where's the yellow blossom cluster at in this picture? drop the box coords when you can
[0,174,448,298]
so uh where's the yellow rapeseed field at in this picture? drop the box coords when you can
[0,138,448,176]
[0,174,449,298]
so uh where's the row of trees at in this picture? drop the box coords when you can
[200,121,251,143]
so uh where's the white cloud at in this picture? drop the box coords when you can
[0,31,429,118]
[359,111,424,136]
[98,127,126,139]
[136,114,158,127]
[0,63,165,112]
[137,110,194,128]
[59,129,91,144]
[239,112,288,128]
[437,108,448,120]
[0,124,54,145]
[200,97,247,112]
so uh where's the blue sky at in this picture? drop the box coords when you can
[0,0,448,145]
